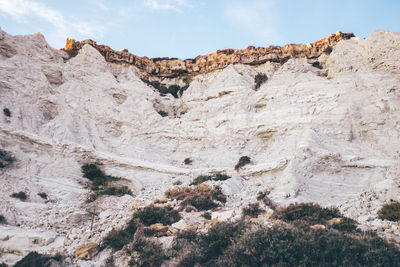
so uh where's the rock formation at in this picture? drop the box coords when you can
[63,31,354,79]
[1,27,400,266]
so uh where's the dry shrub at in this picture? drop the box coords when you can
[378,201,400,221]
[165,184,226,211]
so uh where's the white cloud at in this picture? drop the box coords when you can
[144,0,193,12]
[0,0,103,48]
[224,0,282,45]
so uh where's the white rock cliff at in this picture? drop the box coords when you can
[0,29,400,265]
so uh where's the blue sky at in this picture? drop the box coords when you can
[0,0,399,59]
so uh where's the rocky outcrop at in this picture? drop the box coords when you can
[63,31,354,78]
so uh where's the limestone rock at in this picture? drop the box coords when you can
[73,242,98,260]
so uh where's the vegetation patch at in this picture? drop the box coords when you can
[312,61,323,69]
[157,110,168,117]
[190,173,231,186]
[171,218,400,266]
[104,219,138,251]
[81,163,131,202]
[14,252,63,267]
[277,202,341,225]
[329,217,358,232]
[242,203,265,218]
[234,156,251,171]
[0,149,15,168]
[10,191,28,201]
[133,205,180,226]
[3,108,11,117]
[257,190,275,209]
[140,79,189,98]
[165,184,226,211]
[88,186,131,202]
[0,215,6,224]
[378,201,400,221]
[37,192,47,199]
[183,157,192,165]
[201,212,212,220]
[128,239,166,267]
[254,73,268,90]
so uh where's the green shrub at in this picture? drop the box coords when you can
[133,205,180,226]
[14,252,63,267]
[129,239,166,267]
[140,79,189,98]
[10,191,27,201]
[81,163,107,187]
[3,108,11,117]
[278,203,341,224]
[0,149,14,168]
[210,186,226,203]
[234,156,251,171]
[37,192,47,199]
[182,195,219,211]
[0,215,6,224]
[157,110,168,117]
[190,173,231,186]
[171,217,400,267]
[201,212,212,220]
[88,186,132,202]
[190,175,212,186]
[329,217,358,232]
[242,203,264,218]
[104,220,137,251]
[378,201,400,221]
[184,158,193,165]
[254,73,268,90]
[175,220,246,265]
[214,173,230,181]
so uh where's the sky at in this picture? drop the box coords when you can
[0,0,399,59]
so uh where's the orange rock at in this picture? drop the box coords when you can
[63,32,354,80]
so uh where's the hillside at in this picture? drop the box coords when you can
[0,28,400,266]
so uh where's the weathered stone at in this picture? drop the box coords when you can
[63,32,354,80]
[73,242,98,260]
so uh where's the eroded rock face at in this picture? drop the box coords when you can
[1,28,400,266]
[63,31,354,79]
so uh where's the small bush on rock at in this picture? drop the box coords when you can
[133,205,180,226]
[14,252,63,267]
[3,108,11,117]
[254,73,268,90]
[242,203,264,218]
[183,157,193,165]
[81,163,130,202]
[129,239,166,267]
[234,156,251,171]
[277,202,341,225]
[378,201,400,221]
[190,173,230,186]
[329,217,358,232]
[104,219,137,251]
[157,110,168,117]
[0,149,15,168]
[37,192,47,199]
[165,184,226,211]
[88,186,132,202]
[10,191,27,201]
